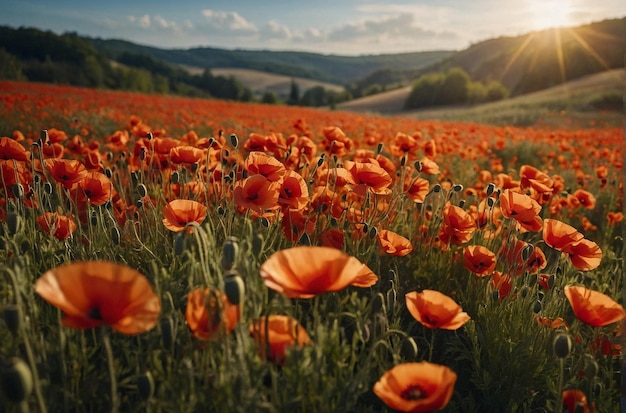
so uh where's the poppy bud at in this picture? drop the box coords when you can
[43,182,53,195]
[317,155,325,167]
[7,211,20,236]
[520,286,529,298]
[453,184,463,192]
[368,226,377,239]
[135,198,144,209]
[222,237,239,270]
[224,271,245,306]
[533,300,542,314]
[1,357,33,403]
[553,333,572,358]
[584,355,598,379]
[252,234,264,257]
[40,129,48,145]
[174,233,186,256]
[260,217,270,228]
[298,232,312,246]
[486,183,496,196]
[229,134,239,149]
[491,291,500,301]
[376,143,384,155]
[137,370,155,401]
[414,160,422,172]
[3,305,21,336]
[111,226,121,246]
[12,184,24,199]
[137,184,147,199]
[400,155,407,167]
[432,184,441,193]
[217,206,226,216]
[160,316,175,351]
[458,200,465,208]
[487,197,495,208]
[90,210,98,226]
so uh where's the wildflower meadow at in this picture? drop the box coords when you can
[0,80,623,412]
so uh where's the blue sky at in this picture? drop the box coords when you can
[2,0,624,55]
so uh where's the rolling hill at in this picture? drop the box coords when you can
[337,69,624,127]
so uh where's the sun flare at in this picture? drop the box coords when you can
[529,0,573,30]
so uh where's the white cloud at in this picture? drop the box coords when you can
[200,9,257,33]
[260,20,293,40]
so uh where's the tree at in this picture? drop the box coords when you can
[439,67,470,105]
[261,91,280,104]
[287,79,300,105]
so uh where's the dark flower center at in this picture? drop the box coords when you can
[88,307,102,320]
[401,384,426,400]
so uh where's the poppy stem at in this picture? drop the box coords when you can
[101,328,119,413]
[555,357,564,413]
[428,330,436,362]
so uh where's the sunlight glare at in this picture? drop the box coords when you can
[529,0,572,30]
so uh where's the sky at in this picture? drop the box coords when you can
[2,0,625,55]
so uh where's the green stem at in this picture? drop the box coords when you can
[428,330,436,362]
[555,357,564,413]
[101,328,119,413]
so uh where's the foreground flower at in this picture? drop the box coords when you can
[543,219,602,270]
[249,315,311,364]
[260,246,378,298]
[185,288,240,340]
[405,290,470,330]
[34,261,161,334]
[564,286,625,327]
[463,245,496,276]
[377,229,414,257]
[499,189,543,232]
[162,199,207,232]
[373,362,457,412]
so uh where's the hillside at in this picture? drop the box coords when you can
[187,67,344,100]
[89,38,453,86]
[414,17,625,96]
[337,69,624,127]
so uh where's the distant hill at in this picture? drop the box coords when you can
[88,38,452,86]
[337,69,625,127]
[411,17,625,96]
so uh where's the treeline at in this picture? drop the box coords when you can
[0,26,253,101]
[405,67,509,109]
[259,81,352,108]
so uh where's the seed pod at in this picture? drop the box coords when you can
[137,184,148,198]
[12,184,24,199]
[486,183,496,197]
[170,171,180,185]
[452,184,463,192]
[553,333,572,358]
[432,184,441,193]
[487,197,495,208]
[3,305,21,336]
[43,182,53,195]
[160,316,175,351]
[1,357,33,403]
[532,300,542,314]
[137,370,155,401]
[222,237,240,270]
[224,271,245,306]
[368,226,377,240]
[174,233,186,256]
[229,134,239,149]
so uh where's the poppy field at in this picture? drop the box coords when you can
[0,80,624,412]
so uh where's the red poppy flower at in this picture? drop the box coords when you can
[543,219,602,271]
[373,362,456,413]
[233,174,281,214]
[36,212,76,240]
[34,261,161,335]
[278,170,309,211]
[536,316,569,330]
[499,189,543,232]
[499,239,547,276]
[418,157,440,175]
[244,151,286,182]
[319,229,345,250]
[344,160,393,196]
[491,271,512,300]
[249,315,311,364]
[78,172,112,206]
[564,286,625,327]
[170,145,205,165]
[438,204,476,245]
[260,246,378,298]
[520,165,553,194]
[570,189,596,210]
[162,199,207,232]
[562,389,590,413]
[463,245,496,276]
[185,288,240,340]
[44,159,88,190]
[0,137,28,161]
[404,177,430,203]
[377,230,413,257]
[405,290,470,330]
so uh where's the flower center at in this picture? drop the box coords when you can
[401,385,425,400]
[87,307,102,320]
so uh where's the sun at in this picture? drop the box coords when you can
[529,0,573,30]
